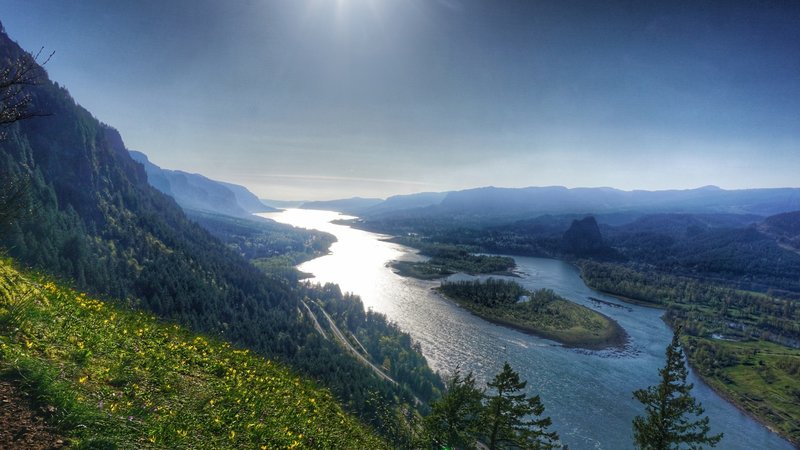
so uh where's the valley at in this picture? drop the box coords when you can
[2,4,800,449]
[266,208,796,449]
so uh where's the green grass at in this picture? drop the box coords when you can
[0,258,386,449]
[684,337,800,446]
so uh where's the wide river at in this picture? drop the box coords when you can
[262,209,795,450]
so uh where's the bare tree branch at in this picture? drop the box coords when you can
[0,47,50,231]
[0,47,53,135]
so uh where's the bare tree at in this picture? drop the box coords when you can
[0,47,53,138]
[0,47,52,231]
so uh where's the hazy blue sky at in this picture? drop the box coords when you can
[2,1,799,200]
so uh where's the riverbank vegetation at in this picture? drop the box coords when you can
[578,260,800,445]
[438,279,626,349]
[187,210,335,281]
[683,337,800,446]
[578,261,800,346]
[0,258,386,449]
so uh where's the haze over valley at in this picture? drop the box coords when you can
[1,2,799,449]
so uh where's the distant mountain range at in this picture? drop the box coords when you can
[129,150,276,218]
[299,192,448,216]
[261,199,306,209]
[309,185,800,221]
[300,197,384,214]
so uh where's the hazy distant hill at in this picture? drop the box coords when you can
[260,199,305,209]
[362,191,449,216]
[358,185,800,221]
[296,192,447,216]
[300,197,383,214]
[611,213,764,239]
[287,185,800,221]
[129,150,275,217]
[218,181,276,213]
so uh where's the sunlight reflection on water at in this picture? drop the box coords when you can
[260,209,795,450]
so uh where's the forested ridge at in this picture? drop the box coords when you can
[186,211,334,265]
[354,210,800,298]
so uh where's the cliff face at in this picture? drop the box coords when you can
[128,150,275,217]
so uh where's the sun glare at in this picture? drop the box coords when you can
[317,0,386,24]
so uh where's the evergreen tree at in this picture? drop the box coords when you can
[633,328,723,449]
[425,368,484,449]
[483,362,559,450]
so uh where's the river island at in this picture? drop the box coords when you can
[436,278,627,350]
[387,240,517,279]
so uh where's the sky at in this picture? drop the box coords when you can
[1,0,799,200]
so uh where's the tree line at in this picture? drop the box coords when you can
[420,330,721,449]
[579,261,800,347]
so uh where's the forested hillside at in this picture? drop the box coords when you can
[0,22,437,434]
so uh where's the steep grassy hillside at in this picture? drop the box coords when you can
[0,258,386,449]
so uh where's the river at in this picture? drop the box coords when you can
[261,209,795,450]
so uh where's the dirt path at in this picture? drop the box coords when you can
[0,380,66,450]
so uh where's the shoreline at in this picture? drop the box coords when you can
[589,285,799,449]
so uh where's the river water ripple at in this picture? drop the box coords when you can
[261,209,794,450]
